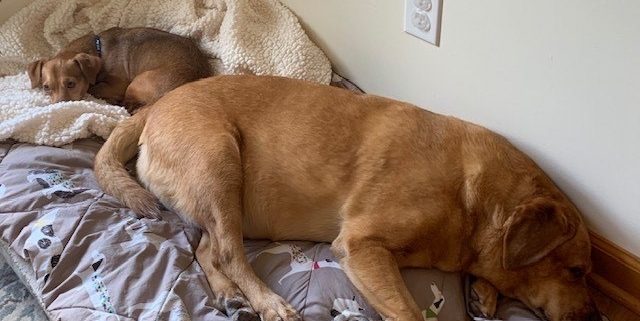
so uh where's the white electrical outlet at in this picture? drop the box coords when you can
[404,0,442,46]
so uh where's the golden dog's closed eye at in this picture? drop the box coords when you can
[569,266,586,279]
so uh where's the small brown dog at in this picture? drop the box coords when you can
[27,27,211,112]
[95,75,602,321]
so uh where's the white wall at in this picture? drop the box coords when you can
[280,0,640,255]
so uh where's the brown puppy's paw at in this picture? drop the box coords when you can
[254,295,301,321]
[123,100,144,114]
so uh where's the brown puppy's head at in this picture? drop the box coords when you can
[28,53,101,103]
[477,197,601,321]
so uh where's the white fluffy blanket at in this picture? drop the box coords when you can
[0,73,129,146]
[0,0,331,146]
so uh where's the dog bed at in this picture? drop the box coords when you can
[0,136,470,321]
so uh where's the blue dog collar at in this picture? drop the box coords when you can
[94,35,102,57]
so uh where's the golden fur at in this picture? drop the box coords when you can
[95,75,601,321]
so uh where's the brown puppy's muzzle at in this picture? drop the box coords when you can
[51,93,70,103]
[51,89,85,103]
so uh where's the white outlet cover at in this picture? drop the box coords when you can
[404,0,442,46]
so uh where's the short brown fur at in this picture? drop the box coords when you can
[95,75,601,321]
[27,27,211,112]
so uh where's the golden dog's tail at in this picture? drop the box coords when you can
[94,107,160,219]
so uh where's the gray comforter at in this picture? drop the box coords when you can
[0,138,468,321]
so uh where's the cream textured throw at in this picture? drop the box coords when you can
[0,0,331,146]
[0,73,129,146]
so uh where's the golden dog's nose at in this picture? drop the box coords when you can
[587,312,603,321]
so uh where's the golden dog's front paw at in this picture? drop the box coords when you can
[470,278,498,319]
[222,295,260,321]
[255,296,301,321]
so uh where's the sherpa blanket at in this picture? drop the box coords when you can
[0,0,332,146]
[0,73,129,146]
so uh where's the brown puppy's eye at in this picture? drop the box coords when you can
[43,84,50,91]
[569,267,586,279]
[66,81,75,89]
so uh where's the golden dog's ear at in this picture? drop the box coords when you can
[73,53,102,85]
[503,198,576,270]
[27,59,45,89]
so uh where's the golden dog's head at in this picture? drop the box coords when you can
[476,197,601,321]
[28,53,101,103]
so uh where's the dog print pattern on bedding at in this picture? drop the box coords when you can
[26,169,88,199]
[0,139,469,321]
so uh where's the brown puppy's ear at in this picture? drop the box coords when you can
[503,198,576,270]
[73,53,102,85]
[27,59,45,89]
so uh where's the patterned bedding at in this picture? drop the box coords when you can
[0,137,468,321]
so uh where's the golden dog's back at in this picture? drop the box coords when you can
[139,75,504,244]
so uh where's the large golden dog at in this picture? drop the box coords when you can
[95,75,601,321]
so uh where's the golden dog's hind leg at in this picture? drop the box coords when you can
[189,136,301,321]
[196,232,259,321]
[333,239,423,321]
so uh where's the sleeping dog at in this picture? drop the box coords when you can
[27,27,211,112]
[95,75,601,321]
